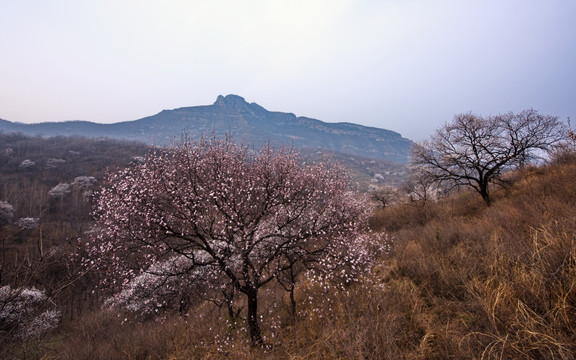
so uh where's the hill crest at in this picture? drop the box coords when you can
[0,95,412,163]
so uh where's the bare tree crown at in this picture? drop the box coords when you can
[410,110,566,204]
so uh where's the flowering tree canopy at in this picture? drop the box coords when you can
[16,218,39,230]
[72,176,97,189]
[85,136,370,345]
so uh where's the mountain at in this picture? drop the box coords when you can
[0,95,412,163]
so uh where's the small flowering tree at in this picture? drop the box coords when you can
[0,286,61,341]
[72,176,97,189]
[85,136,370,345]
[16,218,39,230]
[0,201,14,225]
[48,183,71,197]
[19,160,36,168]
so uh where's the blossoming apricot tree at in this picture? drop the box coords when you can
[85,136,371,345]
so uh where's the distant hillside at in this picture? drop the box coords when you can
[0,95,412,163]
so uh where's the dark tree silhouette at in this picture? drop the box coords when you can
[411,110,566,205]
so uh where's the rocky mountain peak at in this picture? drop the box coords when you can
[0,95,413,163]
[214,94,250,111]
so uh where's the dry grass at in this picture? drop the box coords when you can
[8,155,576,359]
[373,156,576,359]
[43,310,182,360]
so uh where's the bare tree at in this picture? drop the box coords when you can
[411,110,566,205]
[370,185,399,208]
[402,166,443,203]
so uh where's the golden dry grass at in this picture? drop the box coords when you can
[19,154,576,359]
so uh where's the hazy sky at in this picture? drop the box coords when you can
[1,0,575,140]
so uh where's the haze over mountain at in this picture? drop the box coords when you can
[0,95,412,163]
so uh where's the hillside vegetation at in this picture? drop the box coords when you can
[367,154,576,359]
[1,133,575,359]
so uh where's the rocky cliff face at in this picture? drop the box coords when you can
[0,95,412,163]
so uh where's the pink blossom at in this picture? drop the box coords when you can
[84,135,376,345]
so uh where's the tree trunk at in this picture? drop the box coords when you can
[289,284,296,319]
[288,266,297,319]
[224,288,240,326]
[479,183,492,205]
[246,288,263,346]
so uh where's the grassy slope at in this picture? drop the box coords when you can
[367,155,576,359]
[5,145,576,359]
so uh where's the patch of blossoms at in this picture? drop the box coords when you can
[131,156,145,164]
[45,158,66,169]
[16,217,39,229]
[302,231,391,291]
[19,159,36,168]
[48,183,71,197]
[104,253,219,318]
[72,176,97,189]
[0,286,61,340]
[0,201,14,224]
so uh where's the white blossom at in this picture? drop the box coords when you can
[72,176,97,189]
[0,286,61,340]
[48,183,71,197]
[46,158,66,169]
[0,201,14,224]
[19,159,36,168]
[17,217,39,229]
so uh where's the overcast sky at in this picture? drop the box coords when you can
[0,0,574,140]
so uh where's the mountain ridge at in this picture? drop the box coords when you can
[0,95,412,163]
